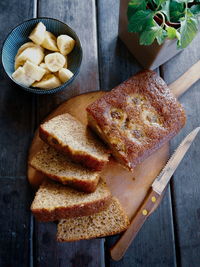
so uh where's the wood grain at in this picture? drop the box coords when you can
[0,0,35,177]
[161,32,200,267]
[0,177,33,267]
[169,60,200,98]
[0,0,35,266]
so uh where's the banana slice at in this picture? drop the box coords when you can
[39,63,51,74]
[29,22,46,45]
[57,35,75,56]
[32,74,61,89]
[23,60,46,81]
[58,68,73,83]
[15,47,44,70]
[63,56,68,68]
[12,67,35,87]
[41,31,58,51]
[45,52,66,72]
[16,42,43,58]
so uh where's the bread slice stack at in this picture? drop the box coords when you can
[30,113,130,242]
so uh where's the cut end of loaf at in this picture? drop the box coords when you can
[31,179,112,221]
[57,197,130,242]
[39,113,110,171]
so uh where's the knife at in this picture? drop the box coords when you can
[110,127,200,261]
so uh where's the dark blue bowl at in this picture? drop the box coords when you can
[2,17,82,94]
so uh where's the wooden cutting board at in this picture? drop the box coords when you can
[28,91,168,219]
[28,60,200,220]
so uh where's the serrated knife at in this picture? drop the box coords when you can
[110,127,200,261]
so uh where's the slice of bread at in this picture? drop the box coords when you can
[39,113,110,171]
[57,197,130,242]
[29,144,100,192]
[31,179,111,222]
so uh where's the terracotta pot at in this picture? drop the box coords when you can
[118,0,182,69]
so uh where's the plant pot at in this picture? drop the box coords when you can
[118,0,183,69]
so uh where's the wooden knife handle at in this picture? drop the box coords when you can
[110,188,160,261]
[169,60,200,98]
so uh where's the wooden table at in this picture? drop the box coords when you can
[0,1,200,266]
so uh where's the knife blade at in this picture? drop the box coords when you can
[152,126,200,195]
[110,127,200,261]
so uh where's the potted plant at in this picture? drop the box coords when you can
[119,0,200,69]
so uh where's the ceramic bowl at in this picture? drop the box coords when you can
[2,17,82,94]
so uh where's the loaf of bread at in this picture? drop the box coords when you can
[31,179,111,221]
[87,70,186,171]
[57,197,130,242]
[29,144,101,192]
[39,113,109,171]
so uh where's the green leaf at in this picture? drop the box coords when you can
[153,0,167,7]
[156,28,167,44]
[161,1,170,21]
[179,14,198,48]
[166,26,178,39]
[139,25,165,45]
[190,5,200,15]
[170,1,185,22]
[127,0,147,19]
[128,10,154,33]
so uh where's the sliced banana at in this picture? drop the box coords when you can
[45,52,66,72]
[58,68,73,83]
[15,47,44,70]
[63,56,68,68]
[41,31,58,51]
[39,63,51,74]
[12,67,35,87]
[29,22,46,45]
[57,35,75,56]
[32,74,61,89]
[23,60,46,81]
[16,42,43,58]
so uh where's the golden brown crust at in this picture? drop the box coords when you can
[39,126,108,171]
[31,195,112,222]
[29,162,100,193]
[87,70,186,171]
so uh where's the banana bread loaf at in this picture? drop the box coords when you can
[87,70,186,171]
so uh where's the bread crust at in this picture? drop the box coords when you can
[87,70,186,171]
[29,162,100,193]
[39,126,108,171]
[31,194,111,222]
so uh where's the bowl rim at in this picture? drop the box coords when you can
[1,17,83,94]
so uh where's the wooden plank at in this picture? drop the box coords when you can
[32,1,105,266]
[0,0,36,266]
[34,222,104,267]
[0,177,33,267]
[97,0,177,266]
[0,0,36,177]
[96,0,141,91]
[161,33,200,267]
